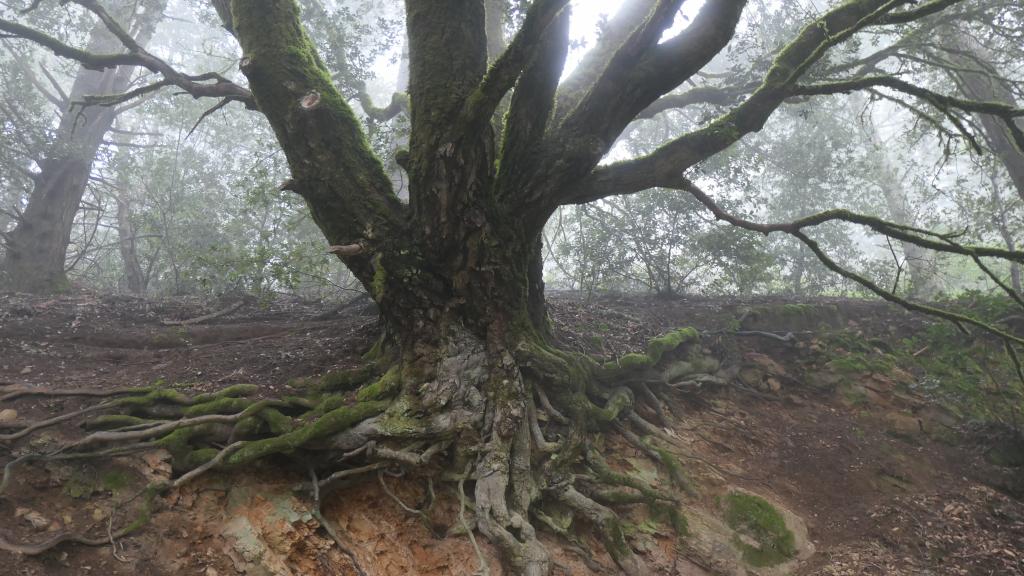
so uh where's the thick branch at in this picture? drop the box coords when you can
[494,8,571,200]
[231,0,403,279]
[635,86,745,120]
[560,0,747,146]
[459,0,569,138]
[564,0,955,206]
[554,0,660,122]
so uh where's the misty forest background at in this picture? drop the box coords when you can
[0,0,1021,304]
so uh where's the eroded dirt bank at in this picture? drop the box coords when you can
[1,291,1021,575]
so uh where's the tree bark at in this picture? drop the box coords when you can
[115,195,145,294]
[0,0,165,293]
[942,33,1024,202]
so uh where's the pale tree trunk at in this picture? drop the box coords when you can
[989,173,1023,294]
[863,101,939,299]
[939,32,1024,294]
[115,194,145,295]
[942,34,1024,203]
[0,0,165,293]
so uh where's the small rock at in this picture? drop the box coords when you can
[205,567,219,576]
[15,508,50,531]
[19,366,32,375]
[0,408,17,423]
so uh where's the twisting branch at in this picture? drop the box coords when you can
[0,1,253,107]
[560,0,928,208]
[679,177,1024,346]
[635,86,748,120]
[792,75,1024,152]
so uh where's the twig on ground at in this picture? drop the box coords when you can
[161,300,243,326]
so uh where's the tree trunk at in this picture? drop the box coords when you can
[116,196,145,294]
[863,101,939,299]
[0,0,164,293]
[942,33,1024,202]
[990,174,1023,294]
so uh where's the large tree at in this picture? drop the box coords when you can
[3,0,1024,573]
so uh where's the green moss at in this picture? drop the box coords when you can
[371,254,387,300]
[100,470,130,493]
[375,395,424,436]
[257,408,293,435]
[314,394,347,414]
[183,447,219,469]
[662,361,695,381]
[225,400,388,465]
[603,328,699,374]
[184,397,251,417]
[63,476,95,499]
[319,365,375,392]
[192,384,259,403]
[615,353,654,370]
[232,415,264,438]
[723,492,796,567]
[355,366,401,401]
[828,353,895,375]
[588,388,634,423]
[117,388,190,408]
[655,446,697,496]
[647,328,698,363]
[648,502,689,538]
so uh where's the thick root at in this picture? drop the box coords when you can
[0,326,705,575]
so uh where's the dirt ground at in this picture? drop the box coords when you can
[0,290,1022,575]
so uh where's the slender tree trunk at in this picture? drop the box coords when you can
[0,0,164,292]
[990,174,1023,294]
[115,195,145,294]
[863,103,939,299]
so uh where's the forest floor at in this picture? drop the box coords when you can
[0,290,1022,575]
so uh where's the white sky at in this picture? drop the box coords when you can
[566,1,706,74]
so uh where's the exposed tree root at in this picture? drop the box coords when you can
[0,326,720,575]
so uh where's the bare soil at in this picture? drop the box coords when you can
[0,290,1021,575]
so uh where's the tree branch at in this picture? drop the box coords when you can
[230,0,403,283]
[0,1,253,106]
[679,178,1024,346]
[459,0,570,138]
[561,0,965,207]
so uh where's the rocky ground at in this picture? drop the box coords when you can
[0,290,1022,575]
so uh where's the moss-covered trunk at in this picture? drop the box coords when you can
[229,3,654,573]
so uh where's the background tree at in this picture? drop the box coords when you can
[0,0,166,292]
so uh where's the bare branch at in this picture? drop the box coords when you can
[679,178,1024,346]
[562,0,972,207]
[0,1,253,106]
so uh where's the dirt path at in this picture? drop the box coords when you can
[0,291,1021,575]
